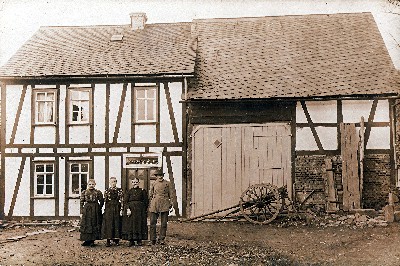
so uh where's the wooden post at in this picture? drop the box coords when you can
[341,123,361,211]
[359,117,365,208]
[324,158,338,212]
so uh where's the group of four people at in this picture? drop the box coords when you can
[79,169,173,247]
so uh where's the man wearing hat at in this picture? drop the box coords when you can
[148,168,174,245]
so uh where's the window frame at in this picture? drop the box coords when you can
[67,87,92,125]
[68,161,91,198]
[33,89,57,125]
[134,86,157,123]
[33,162,55,197]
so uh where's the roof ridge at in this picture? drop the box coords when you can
[192,12,372,23]
[40,21,192,29]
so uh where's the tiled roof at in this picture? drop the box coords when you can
[0,23,196,77]
[188,13,400,99]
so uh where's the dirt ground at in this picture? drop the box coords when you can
[1,218,400,266]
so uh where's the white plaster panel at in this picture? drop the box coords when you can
[306,100,337,123]
[39,148,54,153]
[374,100,389,122]
[74,148,89,153]
[59,157,65,217]
[117,84,132,143]
[94,156,106,193]
[94,84,106,144]
[35,127,56,144]
[109,147,127,153]
[296,127,318,150]
[159,83,175,143]
[168,156,182,215]
[108,84,124,143]
[149,147,164,153]
[130,147,145,152]
[10,157,30,216]
[58,148,72,153]
[169,82,183,141]
[35,85,57,89]
[342,100,373,123]
[6,85,24,143]
[92,148,106,153]
[366,127,390,149]
[315,127,338,150]
[34,199,55,216]
[296,101,307,123]
[68,199,80,216]
[59,85,67,144]
[14,86,31,144]
[69,126,90,144]
[135,125,156,143]
[109,156,122,185]
[5,148,18,153]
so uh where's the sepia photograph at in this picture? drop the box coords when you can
[0,0,400,265]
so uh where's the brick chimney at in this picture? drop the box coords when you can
[130,12,147,30]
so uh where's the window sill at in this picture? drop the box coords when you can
[67,123,92,126]
[32,196,55,199]
[132,122,158,125]
[34,123,57,127]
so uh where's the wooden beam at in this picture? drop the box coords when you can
[113,83,127,143]
[90,84,95,146]
[156,83,161,143]
[105,83,110,144]
[300,101,323,152]
[181,80,188,217]
[165,154,180,217]
[0,83,6,219]
[30,85,35,146]
[164,82,179,143]
[55,157,59,217]
[337,100,343,152]
[8,157,26,217]
[30,157,34,216]
[64,157,69,216]
[131,83,135,144]
[65,84,70,145]
[9,85,27,144]
[364,99,378,149]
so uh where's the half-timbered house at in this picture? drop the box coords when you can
[0,12,399,220]
[185,13,400,218]
[0,13,194,219]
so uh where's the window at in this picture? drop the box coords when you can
[69,162,89,196]
[135,86,157,122]
[34,163,54,197]
[35,90,56,124]
[69,88,91,124]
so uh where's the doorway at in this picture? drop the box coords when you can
[123,168,158,193]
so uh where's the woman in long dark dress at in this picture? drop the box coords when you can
[122,178,148,246]
[101,177,124,247]
[80,179,104,246]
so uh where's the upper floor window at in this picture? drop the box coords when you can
[135,86,157,123]
[34,162,54,197]
[68,88,91,124]
[35,90,56,124]
[69,161,90,197]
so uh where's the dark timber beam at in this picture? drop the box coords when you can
[8,157,26,217]
[164,82,179,143]
[0,82,6,219]
[364,99,378,149]
[113,83,127,143]
[300,101,324,152]
[9,85,27,144]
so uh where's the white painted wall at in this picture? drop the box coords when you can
[94,84,106,144]
[296,100,390,151]
[34,199,55,216]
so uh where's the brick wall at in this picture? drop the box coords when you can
[294,154,391,211]
[362,154,391,210]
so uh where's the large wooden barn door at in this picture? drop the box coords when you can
[191,123,292,217]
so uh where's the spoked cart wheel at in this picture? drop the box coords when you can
[239,183,282,225]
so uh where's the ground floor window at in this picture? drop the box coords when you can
[69,161,90,196]
[34,162,54,197]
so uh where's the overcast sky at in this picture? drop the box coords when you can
[0,0,399,68]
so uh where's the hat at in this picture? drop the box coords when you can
[154,169,164,176]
